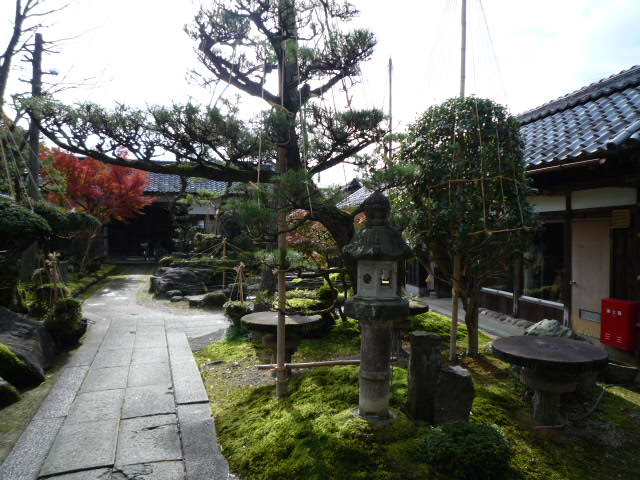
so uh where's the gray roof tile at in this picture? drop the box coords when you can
[145,172,232,194]
[520,65,640,167]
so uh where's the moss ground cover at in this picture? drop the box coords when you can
[197,312,640,480]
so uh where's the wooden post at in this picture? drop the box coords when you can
[459,0,467,98]
[276,145,288,397]
[512,257,522,318]
[450,0,467,361]
[222,237,227,289]
[450,254,461,362]
[388,57,393,161]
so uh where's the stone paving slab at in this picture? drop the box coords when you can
[0,417,64,480]
[135,335,168,349]
[80,366,129,393]
[170,357,208,405]
[100,333,136,350]
[177,404,229,480]
[167,332,194,359]
[132,347,169,365]
[45,468,111,479]
[123,385,175,418]
[93,348,133,368]
[112,461,186,479]
[116,414,182,467]
[66,343,101,367]
[66,389,125,424]
[128,362,171,387]
[35,366,89,419]
[39,418,119,477]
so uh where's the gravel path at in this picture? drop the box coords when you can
[0,265,231,480]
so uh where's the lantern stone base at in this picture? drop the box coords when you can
[352,407,398,427]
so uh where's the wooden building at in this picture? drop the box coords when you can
[480,65,640,341]
[105,174,230,258]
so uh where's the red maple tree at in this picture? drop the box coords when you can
[41,148,155,223]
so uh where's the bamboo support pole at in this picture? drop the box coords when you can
[222,237,227,289]
[257,358,398,371]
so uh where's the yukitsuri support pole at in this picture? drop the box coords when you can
[276,146,288,398]
[222,237,227,289]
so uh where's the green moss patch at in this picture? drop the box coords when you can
[215,366,424,480]
[0,381,20,408]
[0,344,42,388]
[197,313,640,480]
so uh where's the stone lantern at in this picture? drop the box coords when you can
[343,191,412,421]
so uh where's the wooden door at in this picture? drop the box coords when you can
[571,219,610,337]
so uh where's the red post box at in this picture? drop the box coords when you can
[601,298,640,351]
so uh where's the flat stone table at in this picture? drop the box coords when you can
[492,336,608,425]
[241,312,323,370]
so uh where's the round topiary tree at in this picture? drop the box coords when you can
[420,421,513,480]
[381,97,536,356]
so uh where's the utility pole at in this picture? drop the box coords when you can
[450,0,467,362]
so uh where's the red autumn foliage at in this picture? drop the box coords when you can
[287,209,339,266]
[41,148,155,223]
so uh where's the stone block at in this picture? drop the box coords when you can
[433,366,475,425]
[112,462,186,479]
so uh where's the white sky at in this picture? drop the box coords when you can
[2,0,640,186]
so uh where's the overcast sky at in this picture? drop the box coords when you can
[2,0,640,185]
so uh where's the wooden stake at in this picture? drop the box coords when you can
[222,237,227,289]
[459,0,467,98]
[276,145,288,397]
[450,253,461,362]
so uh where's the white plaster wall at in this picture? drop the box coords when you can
[571,187,637,210]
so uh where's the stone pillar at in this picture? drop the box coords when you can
[407,331,442,421]
[359,318,393,418]
[520,368,576,426]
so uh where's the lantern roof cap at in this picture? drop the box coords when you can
[343,192,412,261]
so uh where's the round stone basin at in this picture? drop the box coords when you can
[492,335,608,425]
[240,311,324,336]
[492,336,608,374]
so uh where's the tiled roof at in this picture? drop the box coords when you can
[337,186,373,209]
[519,65,640,168]
[145,172,232,194]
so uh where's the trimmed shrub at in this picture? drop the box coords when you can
[202,291,227,309]
[224,301,253,325]
[45,298,84,347]
[35,283,69,307]
[317,282,338,305]
[0,343,42,388]
[418,421,512,480]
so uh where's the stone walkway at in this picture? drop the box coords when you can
[0,267,230,479]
